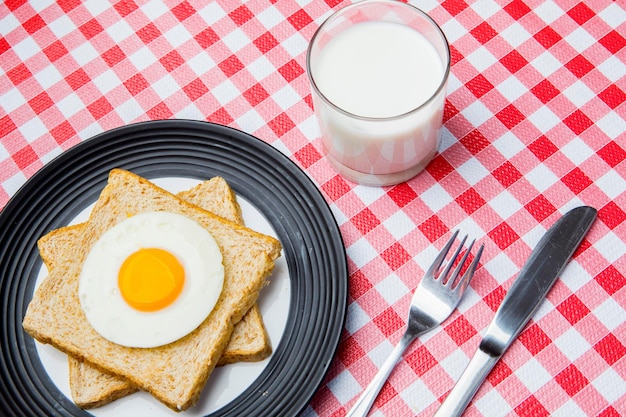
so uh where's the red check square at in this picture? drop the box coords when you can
[50,121,76,145]
[555,364,589,396]
[229,5,254,26]
[406,345,438,377]
[595,265,625,296]
[13,145,38,170]
[373,306,404,338]
[172,2,196,22]
[518,323,553,355]
[80,18,105,40]
[556,294,590,325]
[24,14,46,35]
[66,68,90,90]
[567,3,595,25]
[43,40,69,62]
[136,23,159,44]
[293,143,322,169]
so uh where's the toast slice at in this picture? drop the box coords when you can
[23,169,282,411]
[67,304,270,408]
[37,177,272,408]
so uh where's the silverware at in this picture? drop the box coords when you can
[434,206,597,417]
[347,231,484,417]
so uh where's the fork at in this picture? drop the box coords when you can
[346,231,484,417]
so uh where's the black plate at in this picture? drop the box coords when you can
[0,120,348,417]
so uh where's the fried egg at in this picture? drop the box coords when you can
[78,212,224,348]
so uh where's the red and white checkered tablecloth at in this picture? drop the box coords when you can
[1,0,625,416]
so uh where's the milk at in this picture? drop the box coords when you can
[308,14,449,186]
[314,22,443,118]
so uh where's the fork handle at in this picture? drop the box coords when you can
[346,332,417,417]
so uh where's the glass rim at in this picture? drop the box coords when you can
[306,0,451,122]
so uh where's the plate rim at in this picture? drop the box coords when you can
[0,119,348,417]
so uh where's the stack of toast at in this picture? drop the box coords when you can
[23,169,282,411]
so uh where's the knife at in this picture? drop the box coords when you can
[434,205,597,417]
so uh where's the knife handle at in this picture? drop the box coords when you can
[433,349,499,417]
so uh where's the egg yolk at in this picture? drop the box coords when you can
[118,248,185,312]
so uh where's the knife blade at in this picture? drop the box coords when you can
[434,205,597,417]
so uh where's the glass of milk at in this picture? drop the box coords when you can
[306,0,450,186]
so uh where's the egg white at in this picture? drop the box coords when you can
[78,211,224,348]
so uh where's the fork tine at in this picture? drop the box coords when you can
[425,230,459,278]
[438,234,468,284]
[453,243,484,293]
[444,238,474,288]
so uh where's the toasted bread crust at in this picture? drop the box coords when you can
[69,358,137,409]
[23,169,281,411]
